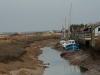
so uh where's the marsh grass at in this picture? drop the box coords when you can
[0,44,26,63]
[25,34,61,45]
[0,34,61,63]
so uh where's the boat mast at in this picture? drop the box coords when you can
[64,18,66,38]
[68,2,72,40]
[62,18,66,38]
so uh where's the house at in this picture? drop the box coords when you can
[78,25,100,41]
[82,25,100,36]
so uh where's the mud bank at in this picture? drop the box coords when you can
[54,42,100,75]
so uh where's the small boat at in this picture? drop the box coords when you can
[60,18,67,45]
[63,2,78,51]
[60,37,66,44]
[63,40,78,51]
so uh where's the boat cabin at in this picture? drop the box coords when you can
[68,40,75,44]
[61,37,66,41]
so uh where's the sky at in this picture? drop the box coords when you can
[0,0,100,32]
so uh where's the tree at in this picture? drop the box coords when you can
[70,24,86,32]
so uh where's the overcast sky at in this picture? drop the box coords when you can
[0,0,100,32]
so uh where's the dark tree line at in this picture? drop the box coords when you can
[70,24,87,32]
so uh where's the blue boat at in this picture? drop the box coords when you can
[63,40,78,51]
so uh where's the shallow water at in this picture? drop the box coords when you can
[39,47,84,75]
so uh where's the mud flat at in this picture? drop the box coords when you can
[54,43,100,75]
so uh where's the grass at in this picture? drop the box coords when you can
[0,33,61,63]
[0,44,26,63]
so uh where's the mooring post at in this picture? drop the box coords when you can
[91,25,95,47]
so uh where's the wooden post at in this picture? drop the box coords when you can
[91,25,95,47]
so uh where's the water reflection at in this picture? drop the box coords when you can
[39,47,84,75]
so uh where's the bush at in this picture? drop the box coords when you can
[0,44,26,63]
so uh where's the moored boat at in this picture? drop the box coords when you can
[60,37,66,45]
[64,40,78,51]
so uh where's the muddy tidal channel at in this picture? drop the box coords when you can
[39,47,86,75]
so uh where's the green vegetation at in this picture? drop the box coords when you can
[70,24,87,32]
